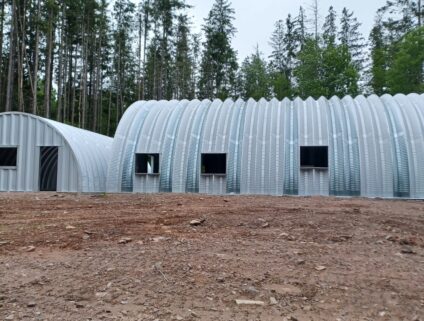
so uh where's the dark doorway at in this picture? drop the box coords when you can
[39,147,58,191]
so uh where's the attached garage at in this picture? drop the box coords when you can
[0,112,112,192]
[107,94,424,198]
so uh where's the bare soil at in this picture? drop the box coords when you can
[0,193,423,321]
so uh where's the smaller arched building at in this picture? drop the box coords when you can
[0,112,112,192]
[107,94,424,198]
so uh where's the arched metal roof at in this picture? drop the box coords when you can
[107,94,424,198]
[0,112,112,192]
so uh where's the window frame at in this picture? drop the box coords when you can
[0,146,18,169]
[134,153,160,175]
[300,146,329,170]
[200,153,227,176]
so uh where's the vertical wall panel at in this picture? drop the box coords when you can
[299,97,329,196]
[283,98,299,195]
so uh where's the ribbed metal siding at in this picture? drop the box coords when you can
[111,94,424,198]
[200,99,235,194]
[44,118,112,192]
[134,101,173,193]
[106,101,144,193]
[0,113,111,192]
[298,97,329,196]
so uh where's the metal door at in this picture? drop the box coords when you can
[39,147,58,191]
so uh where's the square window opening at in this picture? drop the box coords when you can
[135,154,160,174]
[300,146,328,169]
[0,147,17,167]
[201,153,227,175]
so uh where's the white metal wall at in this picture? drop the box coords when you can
[298,97,330,196]
[0,113,112,192]
[107,94,424,198]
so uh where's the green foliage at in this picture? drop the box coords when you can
[322,44,359,97]
[294,39,325,99]
[1,0,423,134]
[239,48,271,100]
[198,0,238,100]
[174,14,194,99]
[369,21,388,95]
[387,27,424,94]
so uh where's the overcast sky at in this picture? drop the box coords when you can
[185,0,388,60]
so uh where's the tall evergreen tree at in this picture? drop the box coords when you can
[339,8,365,71]
[269,19,292,99]
[283,14,297,82]
[369,19,387,95]
[387,26,424,94]
[294,38,325,99]
[112,0,136,125]
[173,14,194,99]
[198,0,238,99]
[322,6,337,48]
[239,47,271,100]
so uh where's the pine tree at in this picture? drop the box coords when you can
[323,6,337,48]
[173,14,194,99]
[190,33,201,97]
[322,44,359,97]
[283,14,297,82]
[269,20,285,73]
[268,19,292,99]
[378,0,423,39]
[112,0,136,125]
[198,0,238,99]
[294,38,325,99]
[339,8,365,71]
[387,26,424,94]
[321,6,359,97]
[239,47,271,100]
[295,6,307,47]
[369,19,387,95]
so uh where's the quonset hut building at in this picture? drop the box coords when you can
[106,94,424,198]
[0,112,112,192]
[1,94,424,198]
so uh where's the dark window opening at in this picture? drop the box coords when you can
[0,147,17,167]
[300,146,328,169]
[201,153,227,175]
[135,154,160,174]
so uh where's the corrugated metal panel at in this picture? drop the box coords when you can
[299,97,329,196]
[0,112,112,192]
[110,94,424,198]
[200,99,234,194]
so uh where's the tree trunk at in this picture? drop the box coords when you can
[141,0,150,100]
[107,87,112,136]
[17,0,27,112]
[5,0,17,112]
[93,36,102,132]
[56,3,65,121]
[0,0,6,106]
[43,4,54,118]
[71,50,77,126]
[80,27,88,129]
[32,0,41,115]
[137,10,142,100]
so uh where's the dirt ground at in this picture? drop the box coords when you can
[0,193,423,321]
